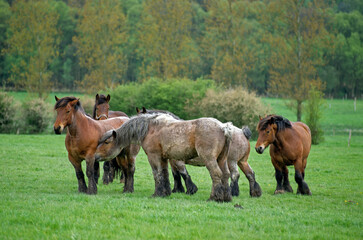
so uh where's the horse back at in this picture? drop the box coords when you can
[109,111,128,118]
[293,122,311,157]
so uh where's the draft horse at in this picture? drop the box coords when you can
[93,94,128,184]
[97,113,234,202]
[136,107,261,197]
[53,96,139,194]
[255,115,312,195]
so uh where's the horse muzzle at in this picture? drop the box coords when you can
[54,125,63,135]
[255,146,265,154]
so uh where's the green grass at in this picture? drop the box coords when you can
[0,134,362,239]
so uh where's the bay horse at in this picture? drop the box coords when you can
[255,115,312,195]
[137,107,262,197]
[93,93,127,184]
[53,96,139,194]
[97,113,234,202]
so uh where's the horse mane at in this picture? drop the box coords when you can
[54,96,85,114]
[257,115,292,132]
[113,113,175,147]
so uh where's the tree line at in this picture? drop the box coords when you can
[1,0,362,107]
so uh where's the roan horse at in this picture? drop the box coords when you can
[97,113,234,202]
[136,107,262,197]
[93,94,127,184]
[255,115,312,195]
[53,96,139,194]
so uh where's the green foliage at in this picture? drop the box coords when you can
[20,98,53,134]
[187,87,271,137]
[304,87,325,144]
[0,91,18,133]
[109,77,216,119]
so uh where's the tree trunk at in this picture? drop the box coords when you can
[297,100,302,121]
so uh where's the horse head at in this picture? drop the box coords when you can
[53,96,80,134]
[94,94,110,120]
[96,130,119,161]
[255,115,291,154]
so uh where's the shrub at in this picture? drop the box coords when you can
[0,92,18,133]
[21,98,53,134]
[79,95,95,116]
[304,87,325,144]
[187,87,270,138]
[110,78,216,119]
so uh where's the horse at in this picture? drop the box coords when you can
[97,113,234,202]
[93,93,127,185]
[255,115,312,195]
[137,107,261,197]
[53,96,139,194]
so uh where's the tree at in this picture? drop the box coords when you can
[73,0,128,93]
[0,0,11,88]
[5,0,60,98]
[138,0,199,80]
[203,0,267,89]
[264,0,334,121]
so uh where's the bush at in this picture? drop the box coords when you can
[110,78,216,119]
[187,87,270,138]
[304,87,325,145]
[79,95,95,116]
[21,98,53,134]
[0,92,19,133]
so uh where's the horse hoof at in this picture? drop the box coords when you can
[186,185,198,195]
[274,189,285,194]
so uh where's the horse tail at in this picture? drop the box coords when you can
[218,122,233,162]
[242,126,252,140]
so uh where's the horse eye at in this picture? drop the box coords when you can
[267,130,270,134]
[66,110,70,113]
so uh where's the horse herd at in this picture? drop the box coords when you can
[53,94,312,202]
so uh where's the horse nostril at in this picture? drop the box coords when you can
[255,146,264,154]
[54,126,61,134]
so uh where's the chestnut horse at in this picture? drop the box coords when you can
[97,113,234,202]
[53,96,139,194]
[93,94,127,184]
[255,115,312,195]
[137,107,261,197]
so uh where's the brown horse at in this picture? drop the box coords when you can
[53,96,139,194]
[97,113,234,202]
[93,93,127,184]
[137,107,261,197]
[255,115,312,195]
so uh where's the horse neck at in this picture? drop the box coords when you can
[274,128,294,149]
[67,110,91,137]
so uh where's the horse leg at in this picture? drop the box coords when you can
[281,165,293,193]
[94,161,100,184]
[148,153,171,197]
[86,156,97,195]
[272,159,285,194]
[69,155,87,193]
[218,159,232,202]
[171,160,198,195]
[204,158,225,202]
[294,160,311,195]
[238,160,262,197]
[229,160,240,196]
[117,153,134,193]
[169,159,185,193]
[102,161,111,185]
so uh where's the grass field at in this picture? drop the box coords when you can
[0,133,362,239]
[1,92,362,239]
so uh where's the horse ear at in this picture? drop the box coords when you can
[55,96,59,102]
[136,107,140,113]
[142,107,147,113]
[106,94,111,102]
[112,130,117,139]
[96,94,99,101]
[69,98,79,107]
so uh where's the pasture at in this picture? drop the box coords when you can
[0,135,362,239]
[0,95,362,239]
